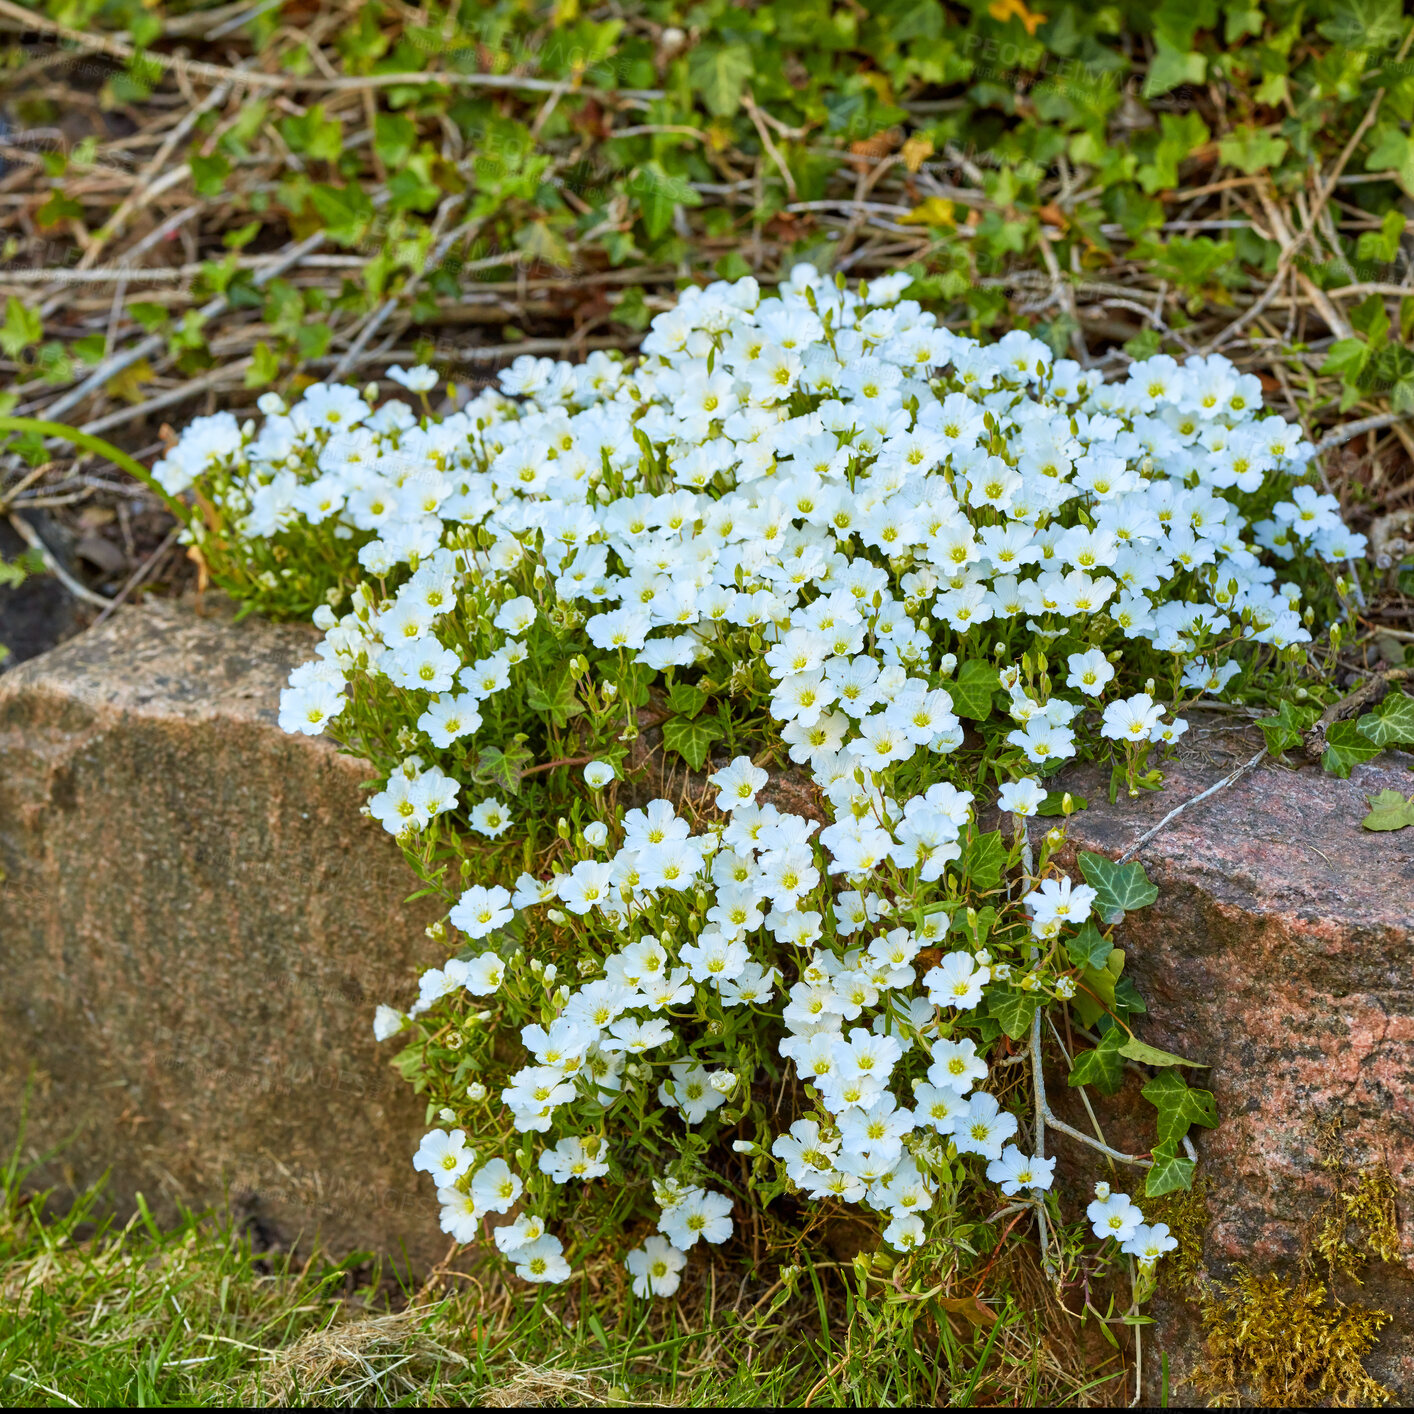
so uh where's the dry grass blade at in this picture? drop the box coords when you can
[251,1306,467,1406]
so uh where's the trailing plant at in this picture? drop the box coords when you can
[158,269,1368,1359]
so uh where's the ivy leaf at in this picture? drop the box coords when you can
[1217,125,1288,175]
[687,42,755,118]
[1317,0,1404,51]
[1322,719,1383,778]
[1361,789,1414,832]
[1145,1139,1197,1197]
[662,713,724,771]
[666,680,707,719]
[1257,699,1319,755]
[988,984,1039,1042]
[1065,921,1114,971]
[950,659,1000,720]
[526,670,582,730]
[1356,691,1414,747]
[472,739,533,796]
[1069,1028,1125,1095]
[1143,39,1205,101]
[1120,1037,1200,1068]
[1078,851,1158,923]
[1142,1070,1218,1145]
[959,829,1005,891]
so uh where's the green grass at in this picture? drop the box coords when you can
[0,1140,1126,1408]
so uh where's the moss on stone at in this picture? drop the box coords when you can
[1193,1269,1392,1407]
[1146,1181,1208,1292]
[1312,1165,1401,1281]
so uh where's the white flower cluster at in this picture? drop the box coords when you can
[161,265,1358,1294]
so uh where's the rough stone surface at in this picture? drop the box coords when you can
[1042,727,1414,1403]
[0,602,446,1265]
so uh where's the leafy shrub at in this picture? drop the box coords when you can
[157,269,1361,1317]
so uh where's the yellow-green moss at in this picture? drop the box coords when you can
[1312,1166,1401,1281]
[1193,1269,1392,1408]
[1146,1182,1209,1292]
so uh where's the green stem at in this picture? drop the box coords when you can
[0,416,190,526]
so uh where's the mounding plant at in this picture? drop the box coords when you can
[153,267,1368,1362]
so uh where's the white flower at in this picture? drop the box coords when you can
[1101,692,1166,743]
[413,1128,474,1182]
[985,1145,1056,1196]
[538,1136,610,1182]
[513,1233,572,1283]
[372,1004,407,1041]
[584,760,616,788]
[436,1185,482,1243]
[1088,1191,1144,1243]
[470,1158,524,1214]
[626,1236,687,1297]
[922,951,990,1010]
[657,1187,733,1249]
[1122,1221,1179,1267]
[448,884,513,939]
[386,363,439,392]
[951,1093,1019,1161]
[997,777,1047,817]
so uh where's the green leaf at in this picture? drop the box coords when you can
[1072,951,1121,1029]
[687,42,755,118]
[959,829,1005,891]
[988,985,1039,1043]
[1356,691,1414,747]
[1320,336,1374,385]
[1356,211,1407,265]
[1145,1139,1197,1197]
[1078,851,1158,924]
[950,660,1000,720]
[190,153,229,198]
[472,739,533,796]
[244,341,280,388]
[1120,1037,1200,1068]
[1142,1070,1218,1145]
[1318,0,1404,51]
[1322,719,1383,778]
[1361,789,1414,831]
[1143,39,1206,101]
[1069,1027,1125,1095]
[666,681,707,719]
[526,670,583,730]
[1257,699,1319,755]
[128,302,167,331]
[633,161,703,241]
[1036,791,1086,817]
[1065,921,1114,971]
[662,713,724,771]
[1217,125,1288,176]
[374,111,417,170]
[0,297,42,359]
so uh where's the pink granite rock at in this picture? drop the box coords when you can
[0,602,446,1264]
[1043,727,1414,1401]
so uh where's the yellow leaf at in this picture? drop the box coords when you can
[901,135,934,174]
[106,357,153,404]
[898,197,955,227]
[988,0,1046,36]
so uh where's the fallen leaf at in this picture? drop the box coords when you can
[1361,788,1414,832]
